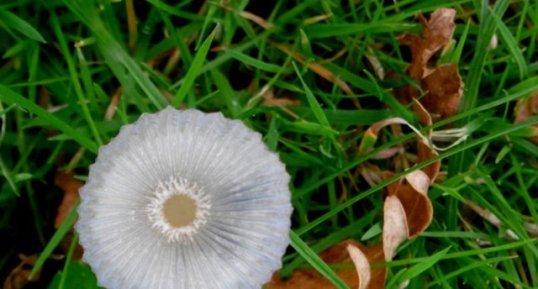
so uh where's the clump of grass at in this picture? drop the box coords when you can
[0,0,537,288]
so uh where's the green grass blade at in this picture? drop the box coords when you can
[63,0,168,110]
[490,11,528,79]
[0,156,18,196]
[50,11,103,146]
[304,22,415,39]
[292,62,331,129]
[172,29,216,107]
[210,69,241,117]
[30,205,78,280]
[461,1,509,112]
[0,85,98,153]
[58,234,79,289]
[226,49,282,73]
[450,20,470,64]
[430,256,516,285]
[0,9,46,42]
[387,247,450,288]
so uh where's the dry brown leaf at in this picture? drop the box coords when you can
[386,176,433,238]
[397,8,462,120]
[347,244,371,289]
[420,8,456,64]
[382,196,409,261]
[266,240,358,289]
[54,170,82,228]
[404,170,430,195]
[417,139,441,182]
[412,98,433,126]
[421,64,462,119]
[267,240,388,289]
[269,194,413,289]
[54,170,85,261]
[400,8,456,79]
[3,254,38,289]
[514,92,538,143]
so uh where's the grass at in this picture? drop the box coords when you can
[0,0,537,288]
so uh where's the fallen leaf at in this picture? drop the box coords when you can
[268,194,415,289]
[400,8,456,79]
[397,8,462,120]
[387,177,433,238]
[404,170,430,195]
[266,241,358,289]
[420,64,462,119]
[3,254,38,289]
[347,244,371,289]
[417,138,441,182]
[267,240,387,289]
[382,196,409,261]
[412,98,432,126]
[514,92,538,143]
[54,170,82,228]
[54,170,84,260]
[420,8,456,63]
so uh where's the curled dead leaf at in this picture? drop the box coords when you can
[347,244,371,289]
[3,254,38,289]
[401,8,456,78]
[420,8,456,63]
[397,8,462,120]
[404,170,431,195]
[417,139,441,182]
[387,175,433,238]
[412,98,433,126]
[267,240,388,289]
[382,196,409,261]
[421,64,462,119]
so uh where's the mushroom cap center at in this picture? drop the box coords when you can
[162,194,197,228]
[146,176,211,243]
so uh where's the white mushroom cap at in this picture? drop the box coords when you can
[76,107,292,289]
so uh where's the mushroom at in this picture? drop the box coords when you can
[76,107,292,289]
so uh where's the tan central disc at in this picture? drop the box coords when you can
[162,194,198,228]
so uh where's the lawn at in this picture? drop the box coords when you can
[1,0,538,288]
